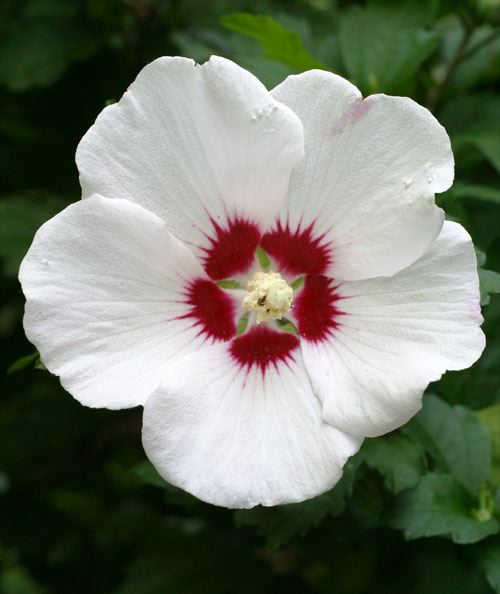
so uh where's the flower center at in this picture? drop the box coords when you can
[242,271,293,324]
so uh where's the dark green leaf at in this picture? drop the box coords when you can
[234,458,359,549]
[0,469,10,494]
[133,461,168,489]
[348,466,387,528]
[479,269,500,306]
[441,94,500,172]
[475,537,500,593]
[339,1,438,94]
[477,405,500,486]
[440,18,500,92]
[132,462,198,507]
[171,30,221,65]
[0,193,68,276]
[34,359,47,371]
[455,25,500,91]
[448,182,500,206]
[391,473,499,544]
[404,394,491,495]
[361,433,426,494]
[441,94,500,136]
[475,248,487,268]
[221,13,326,72]
[458,133,500,173]
[0,564,47,594]
[173,26,295,88]
[0,18,101,91]
[7,352,39,375]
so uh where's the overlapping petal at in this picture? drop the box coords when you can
[271,70,454,281]
[142,330,361,508]
[299,222,485,438]
[20,195,230,409]
[76,56,304,264]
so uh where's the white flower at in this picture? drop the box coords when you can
[19,57,485,509]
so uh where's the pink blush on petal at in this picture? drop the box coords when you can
[331,96,374,136]
[468,297,483,321]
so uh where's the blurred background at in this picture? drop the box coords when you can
[1,0,500,592]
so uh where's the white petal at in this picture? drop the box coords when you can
[142,327,361,508]
[271,70,453,281]
[19,195,237,409]
[299,222,485,437]
[76,56,304,267]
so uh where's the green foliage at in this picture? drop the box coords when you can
[477,405,500,486]
[480,269,500,306]
[0,564,47,594]
[0,470,10,494]
[441,94,500,172]
[339,1,439,94]
[0,194,67,276]
[221,13,326,72]
[448,182,500,206]
[361,433,426,494]
[132,460,168,489]
[442,19,500,91]
[404,395,492,496]
[387,396,500,548]
[457,133,500,174]
[476,537,500,593]
[111,460,200,507]
[7,351,39,375]
[391,473,499,544]
[234,458,359,549]
[471,248,500,307]
[0,2,102,92]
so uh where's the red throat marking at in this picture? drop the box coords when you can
[202,217,261,280]
[181,279,236,341]
[294,275,344,342]
[181,215,342,373]
[261,221,331,276]
[230,326,299,376]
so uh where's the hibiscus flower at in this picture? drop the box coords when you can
[19,57,485,508]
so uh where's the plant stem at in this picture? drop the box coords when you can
[427,23,475,112]
[462,28,500,62]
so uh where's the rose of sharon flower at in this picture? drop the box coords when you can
[20,57,485,509]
